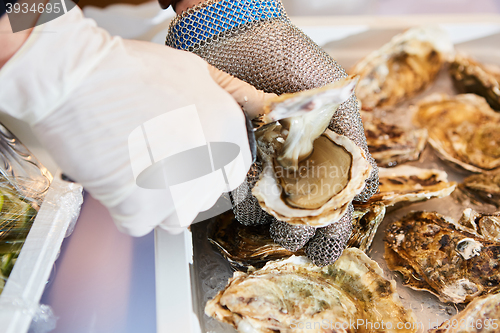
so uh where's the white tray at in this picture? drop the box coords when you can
[0,121,84,333]
[155,15,500,333]
[0,177,83,333]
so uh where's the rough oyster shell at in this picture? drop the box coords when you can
[413,93,500,172]
[450,53,500,111]
[385,210,500,303]
[207,211,303,271]
[458,170,500,208]
[361,111,427,167]
[428,292,500,333]
[348,202,386,252]
[253,128,371,227]
[205,248,417,333]
[351,27,453,111]
[360,165,456,207]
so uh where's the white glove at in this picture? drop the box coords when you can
[0,7,259,236]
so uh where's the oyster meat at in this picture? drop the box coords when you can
[348,202,386,252]
[413,93,500,173]
[385,210,500,303]
[450,53,500,111]
[428,292,500,333]
[458,170,500,208]
[206,248,417,333]
[361,111,427,167]
[361,165,456,207]
[207,211,303,271]
[351,27,453,111]
[252,79,372,227]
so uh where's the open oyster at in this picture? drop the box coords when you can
[206,248,417,333]
[458,170,500,208]
[361,111,427,167]
[385,210,500,303]
[413,93,500,173]
[252,79,372,227]
[207,211,303,271]
[450,53,500,111]
[429,292,500,333]
[351,27,453,111]
[348,202,386,252]
[361,165,456,207]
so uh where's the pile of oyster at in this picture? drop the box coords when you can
[203,25,500,333]
[206,249,417,333]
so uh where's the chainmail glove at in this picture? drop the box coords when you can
[166,0,379,265]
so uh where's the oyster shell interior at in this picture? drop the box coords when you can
[361,111,427,167]
[413,93,500,172]
[450,53,500,111]
[350,26,453,110]
[385,210,500,303]
[361,165,456,208]
[205,248,417,333]
[253,128,371,227]
[261,77,358,171]
[428,292,500,333]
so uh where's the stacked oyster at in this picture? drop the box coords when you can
[346,25,500,333]
[181,18,500,333]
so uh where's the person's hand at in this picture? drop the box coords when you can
[0,7,269,236]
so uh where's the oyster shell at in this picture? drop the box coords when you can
[348,202,386,252]
[428,292,500,333]
[450,53,500,111]
[361,111,427,167]
[413,93,500,173]
[351,27,453,111]
[458,170,500,208]
[361,165,456,207]
[252,79,372,227]
[261,77,359,171]
[253,128,371,227]
[457,208,500,243]
[385,211,500,303]
[207,211,303,271]
[206,248,417,333]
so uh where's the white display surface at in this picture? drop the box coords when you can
[155,16,500,333]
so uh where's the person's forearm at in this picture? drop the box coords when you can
[0,14,33,69]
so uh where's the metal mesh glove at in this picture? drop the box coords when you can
[305,204,354,266]
[166,0,379,265]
